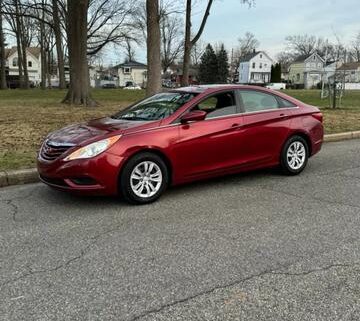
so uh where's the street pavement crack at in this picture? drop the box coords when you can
[129,262,360,321]
[1,199,19,221]
[257,186,360,210]
[0,224,124,290]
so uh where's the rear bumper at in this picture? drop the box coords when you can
[37,152,124,196]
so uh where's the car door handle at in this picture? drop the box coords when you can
[279,113,289,119]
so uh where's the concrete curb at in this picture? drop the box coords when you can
[0,168,38,188]
[0,131,359,189]
[323,130,360,142]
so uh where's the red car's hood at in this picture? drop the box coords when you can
[46,117,159,145]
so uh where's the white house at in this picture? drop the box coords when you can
[5,47,42,85]
[113,61,147,87]
[238,51,273,84]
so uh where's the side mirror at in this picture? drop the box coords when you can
[180,110,207,124]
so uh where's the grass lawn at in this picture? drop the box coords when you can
[0,88,359,171]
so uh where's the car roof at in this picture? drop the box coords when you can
[172,84,271,94]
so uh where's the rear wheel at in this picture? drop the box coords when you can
[119,152,169,204]
[280,136,309,175]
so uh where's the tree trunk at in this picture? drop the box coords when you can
[182,0,213,86]
[14,0,24,88]
[20,35,29,89]
[63,0,96,106]
[47,48,52,88]
[0,0,7,89]
[39,10,46,89]
[52,0,66,89]
[146,0,161,96]
[181,0,192,87]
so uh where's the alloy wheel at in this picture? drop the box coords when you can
[130,161,163,198]
[286,141,306,170]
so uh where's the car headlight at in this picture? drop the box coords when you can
[64,135,122,161]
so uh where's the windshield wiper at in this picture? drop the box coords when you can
[115,116,151,121]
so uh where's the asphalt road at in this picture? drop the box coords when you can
[1,139,360,321]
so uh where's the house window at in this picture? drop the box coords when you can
[313,55,316,60]
[259,63,263,69]
[28,61,32,67]
[252,62,255,69]
[296,73,300,81]
[123,67,131,74]
[260,54,263,58]
[317,63,322,68]
[13,58,18,67]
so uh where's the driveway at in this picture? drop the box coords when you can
[1,140,360,321]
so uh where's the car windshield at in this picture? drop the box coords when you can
[112,92,197,121]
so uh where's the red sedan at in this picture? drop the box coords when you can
[37,85,324,204]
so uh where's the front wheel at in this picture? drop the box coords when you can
[280,136,309,175]
[119,152,169,204]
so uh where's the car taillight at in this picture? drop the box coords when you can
[312,112,323,123]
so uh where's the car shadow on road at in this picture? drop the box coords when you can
[37,167,286,208]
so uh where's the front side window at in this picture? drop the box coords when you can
[112,92,196,121]
[252,62,256,69]
[193,91,237,119]
[124,67,131,74]
[13,58,18,67]
[240,90,279,113]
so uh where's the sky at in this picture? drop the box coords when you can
[110,0,360,65]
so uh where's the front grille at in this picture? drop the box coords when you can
[40,141,74,161]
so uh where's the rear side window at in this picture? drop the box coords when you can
[277,97,297,108]
[239,90,279,112]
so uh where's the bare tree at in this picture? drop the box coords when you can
[191,39,205,66]
[285,34,319,56]
[276,51,295,69]
[181,0,213,86]
[87,0,135,56]
[4,0,25,88]
[181,0,253,86]
[0,0,7,89]
[63,0,96,106]
[146,0,161,96]
[123,37,136,62]
[52,0,66,88]
[351,31,360,62]
[237,32,259,58]
[160,13,183,73]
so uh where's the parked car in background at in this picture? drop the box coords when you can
[123,81,142,90]
[266,83,287,90]
[102,83,116,89]
[38,85,324,204]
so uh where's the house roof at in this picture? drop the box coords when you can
[239,51,260,63]
[27,47,41,58]
[115,60,147,69]
[337,62,360,71]
[239,51,273,63]
[4,47,41,59]
[293,52,325,63]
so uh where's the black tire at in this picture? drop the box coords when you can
[119,152,169,204]
[280,135,309,175]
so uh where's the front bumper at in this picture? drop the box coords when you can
[37,152,125,196]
